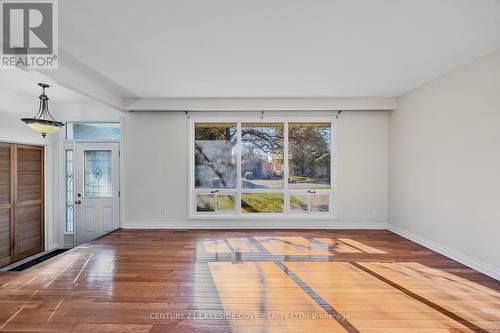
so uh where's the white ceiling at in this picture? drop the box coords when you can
[0,69,90,102]
[56,0,500,99]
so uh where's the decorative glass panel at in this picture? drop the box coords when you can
[241,123,284,189]
[195,123,237,189]
[217,195,236,212]
[84,150,112,197]
[311,194,329,212]
[289,123,331,189]
[197,194,215,212]
[65,150,74,232]
[289,194,308,212]
[241,193,284,213]
[66,123,120,140]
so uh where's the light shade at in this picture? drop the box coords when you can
[22,118,64,137]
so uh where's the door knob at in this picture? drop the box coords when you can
[75,200,82,204]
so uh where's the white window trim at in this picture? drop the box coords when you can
[188,113,338,220]
[65,121,121,142]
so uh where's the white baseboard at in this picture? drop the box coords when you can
[123,220,388,230]
[388,224,500,281]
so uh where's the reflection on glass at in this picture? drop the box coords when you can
[217,195,236,212]
[197,194,215,212]
[289,195,308,212]
[241,193,284,213]
[66,122,120,140]
[65,150,74,232]
[311,194,329,212]
[195,123,237,189]
[84,150,112,197]
[242,123,284,189]
[289,123,331,189]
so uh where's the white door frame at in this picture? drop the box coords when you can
[59,119,124,249]
[74,142,120,245]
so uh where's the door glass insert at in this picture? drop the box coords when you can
[84,150,112,197]
[65,150,74,232]
[195,123,237,189]
[310,194,329,213]
[289,123,331,189]
[241,193,284,213]
[242,123,284,189]
[289,194,308,212]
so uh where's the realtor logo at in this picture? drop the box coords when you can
[1,0,58,69]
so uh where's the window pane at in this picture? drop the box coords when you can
[65,150,74,232]
[195,123,237,189]
[289,122,331,189]
[217,195,236,212]
[66,123,120,140]
[289,194,308,212]
[241,193,284,213]
[84,150,112,197]
[311,194,329,212]
[197,194,215,212]
[242,123,284,189]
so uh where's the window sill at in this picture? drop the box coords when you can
[189,214,338,220]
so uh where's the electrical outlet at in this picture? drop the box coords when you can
[368,208,372,216]
[161,208,167,216]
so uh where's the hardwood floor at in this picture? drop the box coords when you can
[0,229,499,332]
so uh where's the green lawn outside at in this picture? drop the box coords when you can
[289,176,330,189]
[290,195,308,211]
[241,193,284,213]
[217,195,236,211]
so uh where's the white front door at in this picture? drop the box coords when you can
[74,142,120,245]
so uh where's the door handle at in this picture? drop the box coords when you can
[75,200,82,204]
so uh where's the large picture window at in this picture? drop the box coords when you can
[190,118,334,217]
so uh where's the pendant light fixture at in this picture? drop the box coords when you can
[21,83,65,138]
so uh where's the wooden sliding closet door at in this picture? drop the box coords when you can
[14,145,44,261]
[0,143,13,267]
[0,143,44,267]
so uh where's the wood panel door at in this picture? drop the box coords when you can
[0,143,13,267]
[14,144,44,261]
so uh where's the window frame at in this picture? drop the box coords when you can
[188,114,337,219]
[65,122,121,141]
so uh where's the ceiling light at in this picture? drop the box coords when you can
[21,83,65,138]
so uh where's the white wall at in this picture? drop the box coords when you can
[123,110,388,228]
[389,48,500,279]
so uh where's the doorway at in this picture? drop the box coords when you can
[74,142,120,245]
